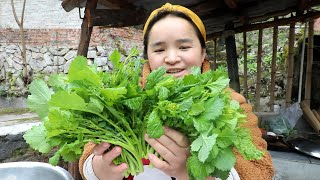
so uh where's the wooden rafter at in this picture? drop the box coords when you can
[98,0,120,9]
[189,1,224,14]
[208,10,320,39]
[224,0,238,9]
[246,8,295,24]
[102,0,135,8]
[61,0,86,12]
[91,9,147,27]
[297,0,308,15]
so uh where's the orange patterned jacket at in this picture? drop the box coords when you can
[78,60,275,180]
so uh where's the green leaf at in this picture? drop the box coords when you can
[156,76,175,88]
[100,87,127,102]
[48,74,68,90]
[46,109,77,132]
[191,66,201,76]
[27,79,54,120]
[187,154,209,180]
[145,67,166,90]
[233,128,265,160]
[193,116,213,133]
[200,71,214,83]
[209,145,220,160]
[122,96,143,111]
[109,50,122,69]
[214,147,236,171]
[179,97,193,112]
[189,101,205,116]
[206,76,230,94]
[217,128,235,148]
[229,99,240,109]
[87,97,104,113]
[158,86,169,100]
[126,84,139,97]
[60,140,84,162]
[147,110,164,138]
[212,169,230,180]
[49,90,87,110]
[181,73,198,86]
[68,56,102,87]
[198,97,224,121]
[49,152,61,166]
[191,133,218,162]
[23,124,52,153]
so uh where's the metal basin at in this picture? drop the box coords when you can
[0,162,73,180]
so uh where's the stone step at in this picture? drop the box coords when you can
[0,113,40,136]
[0,112,38,123]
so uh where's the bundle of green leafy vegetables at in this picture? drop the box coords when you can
[24,47,264,180]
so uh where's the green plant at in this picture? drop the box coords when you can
[24,47,263,179]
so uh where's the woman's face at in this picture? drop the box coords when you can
[147,16,206,78]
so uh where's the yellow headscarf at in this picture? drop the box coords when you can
[143,3,206,41]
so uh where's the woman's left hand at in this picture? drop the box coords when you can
[145,126,190,180]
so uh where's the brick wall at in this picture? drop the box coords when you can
[0,0,143,48]
[0,27,143,48]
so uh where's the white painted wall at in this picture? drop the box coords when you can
[0,0,84,29]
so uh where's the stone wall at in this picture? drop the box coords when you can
[0,27,143,96]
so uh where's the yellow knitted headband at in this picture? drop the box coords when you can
[143,3,206,41]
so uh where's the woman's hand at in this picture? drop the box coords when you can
[145,126,190,179]
[92,142,128,180]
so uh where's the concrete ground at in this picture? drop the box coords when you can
[270,150,320,180]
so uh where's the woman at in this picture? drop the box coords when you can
[79,3,274,180]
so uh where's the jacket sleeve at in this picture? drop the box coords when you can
[229,89,275,180]
[79,142,96,180]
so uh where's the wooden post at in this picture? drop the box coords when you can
[224,23,240,92]
[255,28,263,112]
[305,19,314,106]
[213,38,217,70]
[68,161,82,180]
[286,23,295,107]
[269,18,278,111]
[243,31,248,98]
[77,0,98,56]
[71,2,98,179]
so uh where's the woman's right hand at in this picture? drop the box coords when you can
[92,142,128,180]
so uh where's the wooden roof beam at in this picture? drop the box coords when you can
[297,0,308,15]
[189,1,225,15]
[224,0,238,10]
[102,0,136,9]
[62,0,138,12]
[207,10,320,39]
[62,0,86,12]
[91,9,147,27]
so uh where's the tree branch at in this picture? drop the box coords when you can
[21,0,26,25]
[10,0,21,27]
